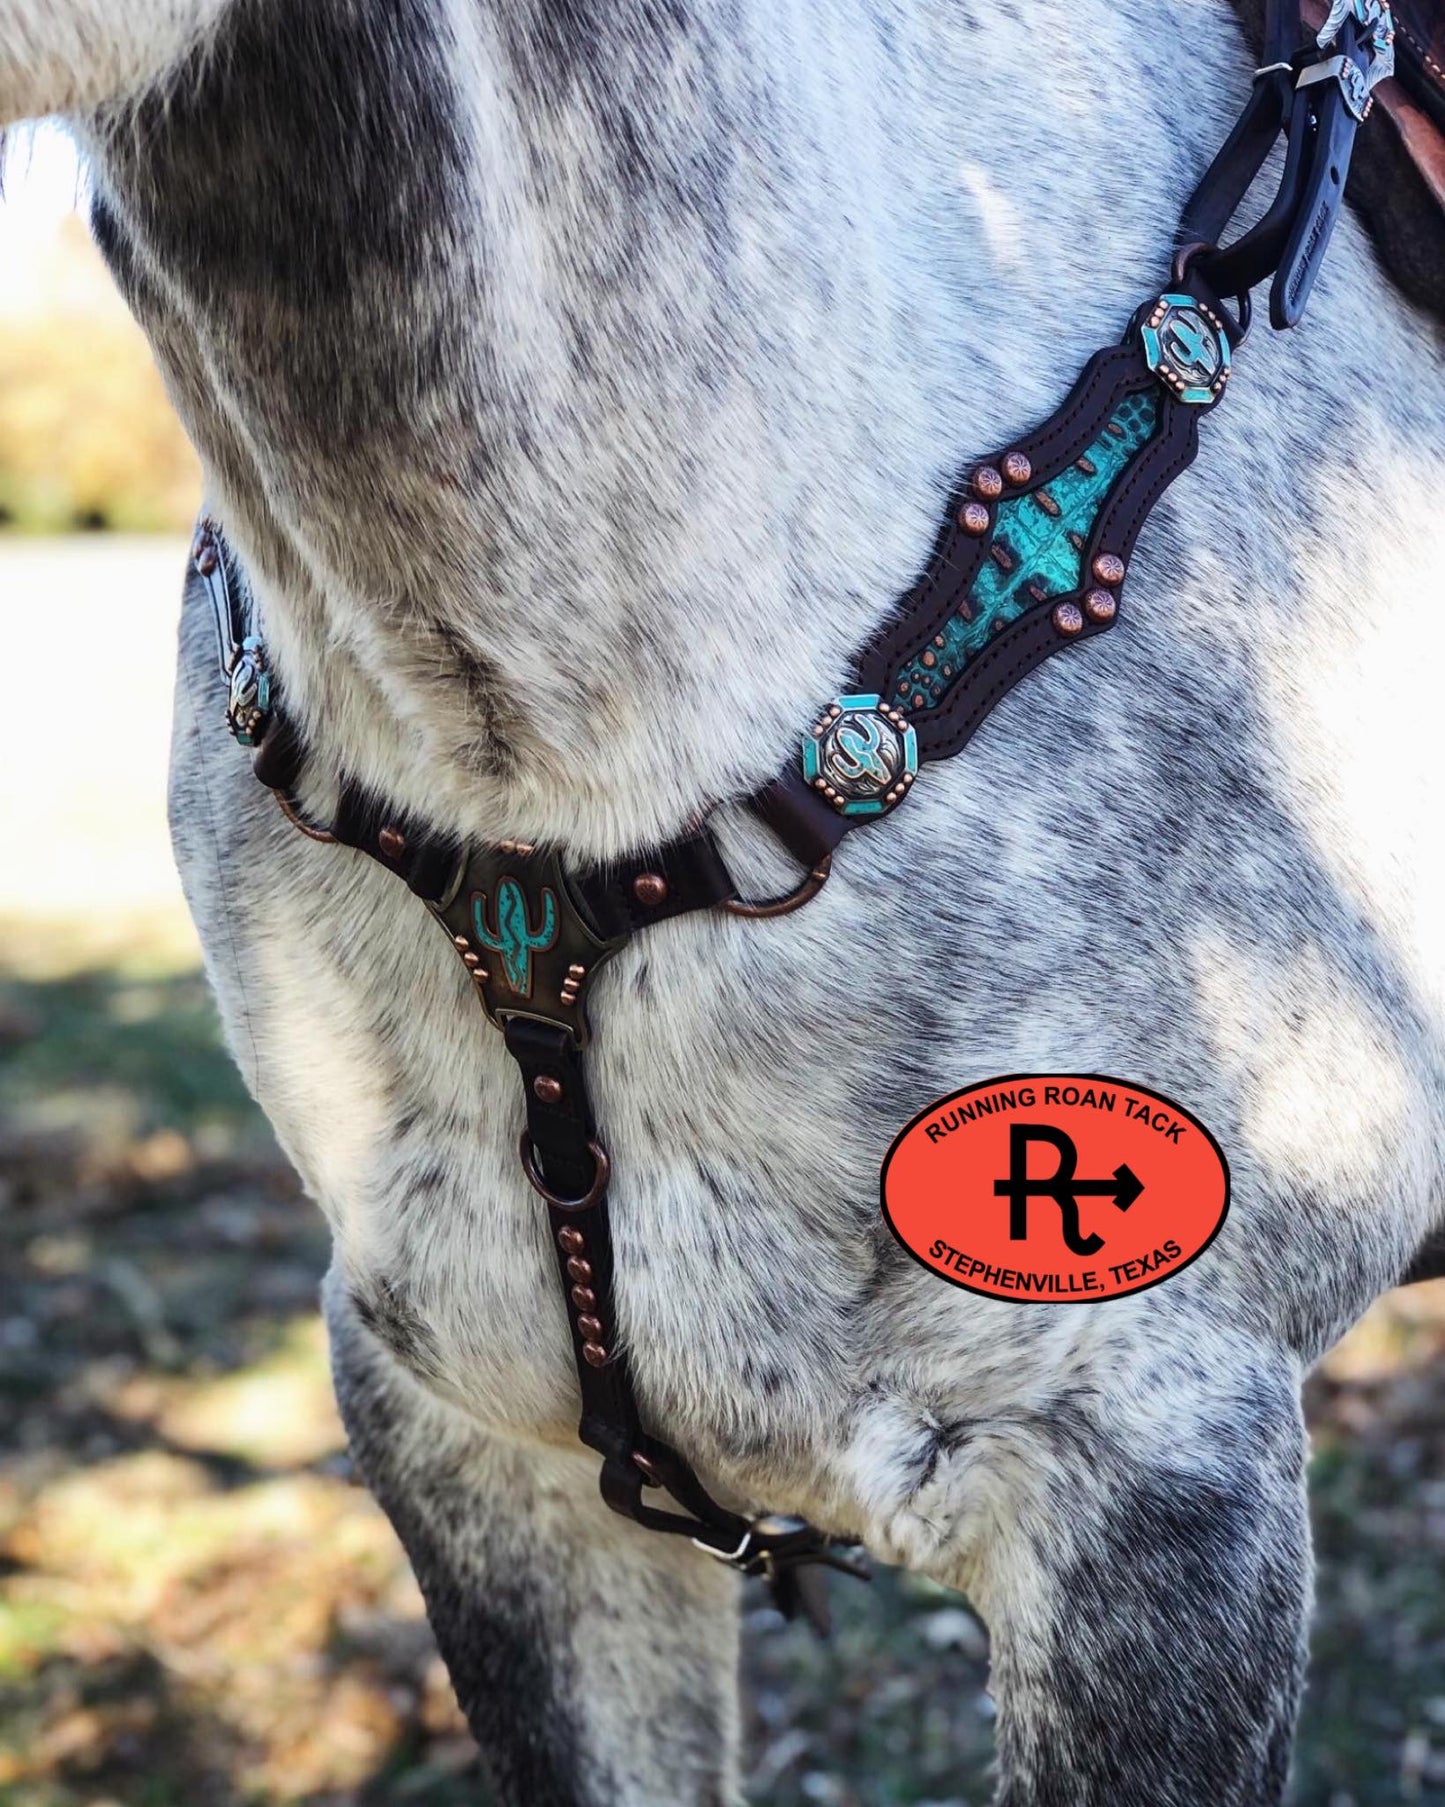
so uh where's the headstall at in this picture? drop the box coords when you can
[196,0,1393,1623]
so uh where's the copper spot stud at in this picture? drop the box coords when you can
[1052,601,1085,638]
[632,872,668,907]
[192,531,219,577]
[1092,551,1126,587]
[378,825,407,859]
[566,1256,593,1285]
[1002,450,1032,486]
[973,465,1004,501]
[570,1285,596,1311]
[533,1074,564,1105]
[1084,588,1117,624]
[958,500,991,537]
[582,1342,609,1368]
[557,1227,585,1255]
[576,1314,604,1341]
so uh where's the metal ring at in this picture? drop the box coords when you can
[518,1132,611,1211]
[719,855,832,920]
[1169,242,1253,349]
[274,790,338,843]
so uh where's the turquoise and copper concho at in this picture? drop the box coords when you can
[803,693,919,817]
[1140,293,1231,406]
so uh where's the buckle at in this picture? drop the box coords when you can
[432,841,629,1047]
[1301,0,1395,120]
[692,1528,755,1566]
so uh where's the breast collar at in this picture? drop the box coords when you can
[196,0,1392,1627]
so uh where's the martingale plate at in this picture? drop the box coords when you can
[431,841,627,1046]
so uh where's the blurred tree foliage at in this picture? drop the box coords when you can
[0,216,200,532]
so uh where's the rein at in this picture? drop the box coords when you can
[195,0,1395,1624]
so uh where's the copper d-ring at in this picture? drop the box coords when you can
[720,855,832,920]
[274,790,338,844]
[519,1133,612,1211]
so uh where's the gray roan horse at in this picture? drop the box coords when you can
[4,1,1443,1800]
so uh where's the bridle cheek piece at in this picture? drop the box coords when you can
[193,0,1389,1626]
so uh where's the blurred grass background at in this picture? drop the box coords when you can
[0,124,1442,1807]
[0,141,198,535]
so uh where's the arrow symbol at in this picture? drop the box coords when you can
[1067,1163,1143,1213]
[993,1128,1145,1257]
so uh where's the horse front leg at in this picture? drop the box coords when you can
[324,1271,744,1807]
[969,1338,1311,1806]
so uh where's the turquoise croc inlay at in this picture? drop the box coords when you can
[895,389,1159,713]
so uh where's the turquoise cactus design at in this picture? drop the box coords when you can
[473,877,559,997]
[895,389,1159,712]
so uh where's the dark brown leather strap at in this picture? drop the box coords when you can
[505,1015,867,1608]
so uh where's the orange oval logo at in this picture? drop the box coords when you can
[881,1074,1230,1303]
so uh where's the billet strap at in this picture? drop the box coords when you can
[1183,0,1397,324]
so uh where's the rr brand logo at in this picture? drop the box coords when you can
[881,1074,1230,1302]
[995,1124,1144,1257]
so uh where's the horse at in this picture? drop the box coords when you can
[4,1,1443,1800]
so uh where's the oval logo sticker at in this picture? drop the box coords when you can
[881,1074,1230,1303]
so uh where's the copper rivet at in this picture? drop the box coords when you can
[566,1256,593,1284]
[570,1285,596,1311]
[558,1227,585,1254]
[533,1075,563,1104]
[1002,450,1032,486]
[582,1342,609,1368]
[462,952,480,968]
[452,935,469,950]
[1084,588,1117,624]
[633,872,668,906]
[378,825,407,858]
[1092,551,1126,587]
[577,1314,604,1340]
[958,500,991,536]
[1052,601,1085,638]
[973,465,1004,501]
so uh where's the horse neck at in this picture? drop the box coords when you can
[87,0,1248,856]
